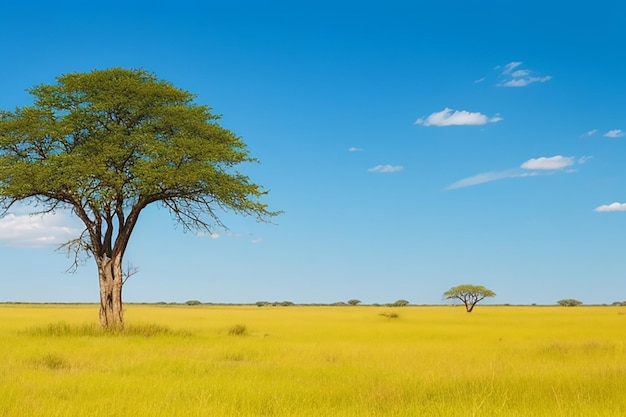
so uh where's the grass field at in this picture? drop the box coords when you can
[0,304,624,416]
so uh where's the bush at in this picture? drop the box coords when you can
[33,353,71,371]
[391,299,409,307]
[185,300,202,306]
[228,324,248,336]
[256,301,271,307]
[557,299,583,307]
[379,311,399,319]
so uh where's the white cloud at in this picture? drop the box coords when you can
[415,108,503,127]
[584,129,598,137]
[520,155,574,170]
[502,62,522,74]
[348,147,364,152]
[594,202,626,212]
[500,76,552,87]
[578,156,592,164]
[368,165,404,173]
[511,69,530,77]
[197,231,220,238]
[497,62,551,87]
[474,77,486,83]
[604,129,624,138]
[446,155,580,190]
[0,212,81,248]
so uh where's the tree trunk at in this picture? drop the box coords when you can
[97,254,124,329]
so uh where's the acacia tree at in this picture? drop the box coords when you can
[0,68,277,328]
[557,299,583,307]
[443,284,495,312]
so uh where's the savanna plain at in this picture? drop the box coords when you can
[1,304,624,416]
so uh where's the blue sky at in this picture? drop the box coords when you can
[1,1,625,305]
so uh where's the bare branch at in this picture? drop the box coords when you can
[56,228,92,273]
[122,262,139,285]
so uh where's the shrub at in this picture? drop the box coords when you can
[256,301,271,307]
[391,299,409,307]
[185,300,202,306]
[228,324,248,336]
[33,353,71,370]
[379,311,399,319]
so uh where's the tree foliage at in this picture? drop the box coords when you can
[443,284,495,312]
[557,299,583,307]
[0,68,278,328]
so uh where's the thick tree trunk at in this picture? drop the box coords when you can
[97,255,124,329]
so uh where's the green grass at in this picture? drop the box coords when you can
[0,304,624,416]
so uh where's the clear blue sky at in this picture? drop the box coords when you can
[1,1,625,305]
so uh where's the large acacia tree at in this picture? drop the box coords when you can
[443,284,496,312]
[0,68,277,328]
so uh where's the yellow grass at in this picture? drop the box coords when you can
[1,304,624,416]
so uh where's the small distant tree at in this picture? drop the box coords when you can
[557,299,583,307]
[185,300,202,306]
[444,284,495,312]
[348,299,361,306]
[392,299,409,307]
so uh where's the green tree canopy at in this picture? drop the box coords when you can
[557,299,583,307]
[443,284,496,312]
[0,68,278,328]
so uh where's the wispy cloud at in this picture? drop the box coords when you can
[198,230,263,244]
[496,62,551,87]
[445,170,521,190]
[348,147,364,152]
[415,108,502,127]
[446,155,581,190]
[0,212,81,248]
[368,165,404,173]
[583,129,598,137]
[501,62,522,74]
[197,231,221,239]
[604,129,624,138]
[594,202,626,212]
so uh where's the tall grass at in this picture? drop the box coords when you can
[0,304,624,416]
